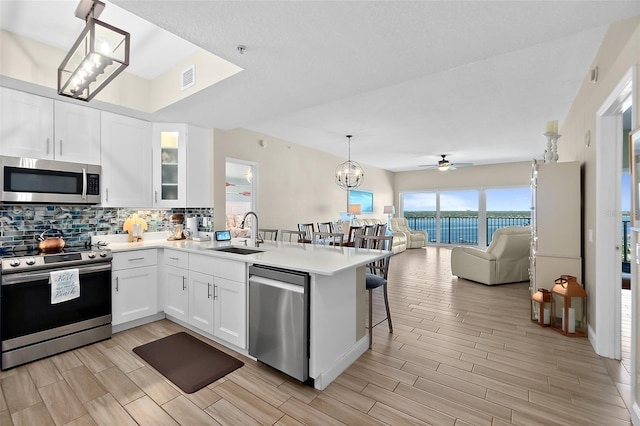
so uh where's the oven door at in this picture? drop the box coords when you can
[1,263,112,352]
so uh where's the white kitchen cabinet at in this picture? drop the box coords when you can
[0,87,100,164]
[53,101,101,164]
[164,249,189,322]
[186,125,213,207]
[152,123,212,207]
[189,270,215,334]
[212,276,246,348]
[189,253,246,348]
[0,87,54,159]
[111,250,158,326]
[152,123,187,207]
[101,112,153,207]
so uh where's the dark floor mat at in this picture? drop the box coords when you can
[132,331,243,393]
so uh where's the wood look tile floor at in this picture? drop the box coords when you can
[0,246,632,425]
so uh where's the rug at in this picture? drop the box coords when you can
[132,332,244,393]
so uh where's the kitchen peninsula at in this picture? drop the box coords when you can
[100,234,386,390]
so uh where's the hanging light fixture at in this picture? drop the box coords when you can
[335,135,364,190]
[58,0,130,102]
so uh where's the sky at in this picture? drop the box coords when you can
[403,187,532,212]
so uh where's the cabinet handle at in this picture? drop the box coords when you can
[208,283,212,299]
[46,138,50,155]
[182,276,186,290]
[213,284,218,300]
[105,188,108,202]
[59,139,63,156]
[169,257,179,260]
[115,276,119,292]
[155,190,158,203]
[128,257,144,262]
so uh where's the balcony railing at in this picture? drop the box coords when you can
[405,215,530,245]
[406,214,631,271]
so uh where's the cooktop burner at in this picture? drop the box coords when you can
[1,245,112,273]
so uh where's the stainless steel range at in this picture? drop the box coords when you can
[0,245,112,369]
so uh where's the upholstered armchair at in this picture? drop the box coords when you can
[390,217,427,249]
[450,226,531,285]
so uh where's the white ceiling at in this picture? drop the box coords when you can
[2,1,640,172]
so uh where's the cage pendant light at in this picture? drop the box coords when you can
[58,0,130,102]
[335,135,364,190]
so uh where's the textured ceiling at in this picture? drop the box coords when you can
[3,1,640,172]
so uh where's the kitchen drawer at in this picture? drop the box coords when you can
[190,254,246,282]
[112,249,158,271]
[164,249,189,269]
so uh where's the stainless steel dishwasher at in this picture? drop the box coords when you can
[248,264,310,383]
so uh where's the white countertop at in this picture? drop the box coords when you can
[93,233,386,276]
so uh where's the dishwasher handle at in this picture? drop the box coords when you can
[249,275,304,294]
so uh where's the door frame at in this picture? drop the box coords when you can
[594,66,635,358]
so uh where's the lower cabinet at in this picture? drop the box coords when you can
[165,264,189,322]
[189,271,215,334]
[163,251,247,349]
[112,250,158,326]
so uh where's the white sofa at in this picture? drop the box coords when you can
[390,217,427,249]
[340,218,407,254]
[450,226,531,285]
[225,214,251,238]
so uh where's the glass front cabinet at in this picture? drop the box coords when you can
[152,123,187,207]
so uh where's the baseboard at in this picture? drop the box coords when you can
[312,335,368,390]
[112,312,165,334]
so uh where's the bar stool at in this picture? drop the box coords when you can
[356,234,394,349]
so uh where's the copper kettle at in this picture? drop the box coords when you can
[37,229,65,251]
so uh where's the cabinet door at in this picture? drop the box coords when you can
[186,124,213,207]
[213,277,246,348]
[112,265,158,326]
[189,271,214,334]
[54,101,101,164]
[101,112,153,207]
[0,87,53,159]
[165,265,189,322]
[152,123,187,207]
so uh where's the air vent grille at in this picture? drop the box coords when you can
[182,65,195,90]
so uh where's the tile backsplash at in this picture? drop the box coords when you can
[0,205,214,252]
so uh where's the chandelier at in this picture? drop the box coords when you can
[58,0,130,101]
[335,135,364,190]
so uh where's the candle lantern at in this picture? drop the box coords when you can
[531,289,554,327]
[551,275,587,337]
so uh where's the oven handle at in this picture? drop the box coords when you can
[2,263,112,285]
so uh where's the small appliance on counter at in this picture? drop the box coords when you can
[186,217,199,238]
[167,214,186,241]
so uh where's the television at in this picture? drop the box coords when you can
[348,190,373,213]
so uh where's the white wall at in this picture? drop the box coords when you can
[212,128,395,232]
[560,16,640,333]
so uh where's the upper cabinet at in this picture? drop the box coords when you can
[152,123,187,208]
[152,123,212,208]
[54,101,101,165]
[101,112,153,207]
[0,87,100,164]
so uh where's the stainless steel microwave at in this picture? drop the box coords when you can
[0,155,100,204]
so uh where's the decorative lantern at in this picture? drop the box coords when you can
[531,289,554,327]
[551,275,587,337]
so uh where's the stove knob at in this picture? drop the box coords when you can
[9,259,20,267]
[87,251,96,259]
[25,257,36,265]
[99,251,108,257]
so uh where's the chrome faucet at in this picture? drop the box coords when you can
[241,211,262,246]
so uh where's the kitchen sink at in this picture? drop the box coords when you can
[207,246,264,255]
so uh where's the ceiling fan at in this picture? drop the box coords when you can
[419,155,473,171]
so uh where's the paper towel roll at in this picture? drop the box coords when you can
[186,217,199,238]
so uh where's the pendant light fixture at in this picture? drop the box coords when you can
[58,0,130,101]
[335,135,364,190]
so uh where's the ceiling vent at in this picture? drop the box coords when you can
[181,65,195,90]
